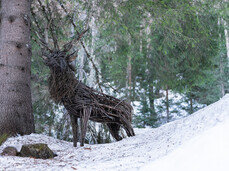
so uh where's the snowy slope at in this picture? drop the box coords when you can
[0,94,229,171]
[141,117,229,171]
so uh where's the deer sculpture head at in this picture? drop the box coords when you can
[42,49,77,72]
[41,48,78,104]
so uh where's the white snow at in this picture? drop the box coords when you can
[141,115,229,171]
[1,94,229,171]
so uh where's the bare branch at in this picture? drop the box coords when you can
[56,0,119,93]
[37,0,59,51]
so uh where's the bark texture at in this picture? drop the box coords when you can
[0,0,34,136]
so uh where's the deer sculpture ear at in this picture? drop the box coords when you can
[66,50,78,62]
[67,55,77,62]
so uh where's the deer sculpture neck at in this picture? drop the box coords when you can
[49,68,77,104]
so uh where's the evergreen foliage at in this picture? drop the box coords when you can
[30,0,229,142]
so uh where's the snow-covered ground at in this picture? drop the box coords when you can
[141,117,229,171]
[1,94,229,171]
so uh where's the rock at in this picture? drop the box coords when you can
[19,143,55,159]
[1,146,18,156]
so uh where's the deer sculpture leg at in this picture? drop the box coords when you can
[70,115,78,147]
[120,117,135,137]
[107,123,123,141]
[80,107,91,146]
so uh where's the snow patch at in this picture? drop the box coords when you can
[141,116,229,171]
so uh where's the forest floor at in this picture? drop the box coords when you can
[1,95,229,171]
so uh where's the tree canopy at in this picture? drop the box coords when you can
[12,0,229,142]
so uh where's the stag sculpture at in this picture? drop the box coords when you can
[42,45,135,147]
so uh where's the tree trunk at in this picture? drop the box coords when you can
[88,0,97,87]
[149,85,156,119]
[126,37,132,103]
[219,55,225,97]
[127,53,132,100]
[165,85,169,123]
[190,97,193,114]
[0,0,35,136]
[218,18,225,97]
[223,20,229,61]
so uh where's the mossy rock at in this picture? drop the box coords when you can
[0,133,10,146]
[19,143,56,159]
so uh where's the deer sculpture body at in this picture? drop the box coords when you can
[43,50,135,147]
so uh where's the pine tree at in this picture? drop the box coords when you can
[0,0,35,136]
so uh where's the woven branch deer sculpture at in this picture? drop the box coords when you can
[42,37,135,147]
